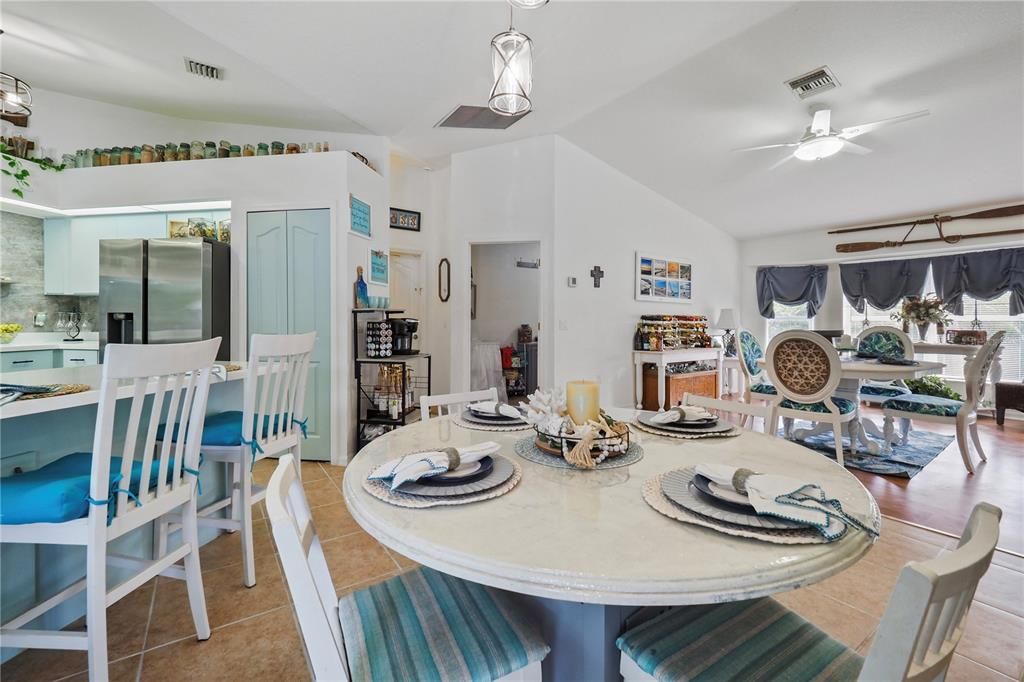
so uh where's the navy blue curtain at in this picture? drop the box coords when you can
[756,265,829,319]
[839,257,931,313]
[931,247,1024,316]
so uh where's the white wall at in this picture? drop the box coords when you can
[471,242,541,346]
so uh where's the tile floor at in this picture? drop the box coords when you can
[3,459,1022,681]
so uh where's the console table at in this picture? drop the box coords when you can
[633,348,724,410]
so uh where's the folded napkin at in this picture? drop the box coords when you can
[469,400,523,420]
[650,405,715,425]
[368,441,501,490]
[695,463,877,541]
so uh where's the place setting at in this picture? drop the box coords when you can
[363,440,522,508]
[632,404,742,440]
[643,463,880,544]
[451,399,532,432]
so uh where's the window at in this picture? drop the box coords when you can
[767,302,813,340]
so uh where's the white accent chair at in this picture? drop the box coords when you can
[856,325,915,405]
[155,332,316,587]
[0,339,220,681]
[764,330,858,466]
[680,392,776,435]
[265,455,547,681]
[883,331,1005,474]
[420,387,499,421]
[618,502,1002,681]
[736,329,781,427]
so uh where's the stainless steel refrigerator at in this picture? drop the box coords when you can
[99,238,231,361]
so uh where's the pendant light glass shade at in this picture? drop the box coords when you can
[0,72,32,118]
[489,28,533,116]
[508,0,549,8]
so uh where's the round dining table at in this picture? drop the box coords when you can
[343,408,880,682]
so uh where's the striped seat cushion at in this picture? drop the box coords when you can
[859,383,912,398]
[616,598,862,682]
[338,567,549,682]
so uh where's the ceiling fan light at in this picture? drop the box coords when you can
[794,136,843,161]
[508,0,550,8]
[489,28,533,116]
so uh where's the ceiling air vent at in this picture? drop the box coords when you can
[184,57,224,80]
[435,105,529,130]
[785,66,839,100]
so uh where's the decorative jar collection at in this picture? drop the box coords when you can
[55,140,375,169]
[633,315,710,351]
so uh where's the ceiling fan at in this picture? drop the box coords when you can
[736,108,930,169]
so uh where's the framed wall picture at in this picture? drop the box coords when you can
[350,194,372,238]
[389,207,421,232]
[635,251,691,304]
[368,247,389,285]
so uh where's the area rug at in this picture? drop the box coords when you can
[784,427,954,478]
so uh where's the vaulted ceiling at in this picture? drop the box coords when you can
[3,1,1021,238]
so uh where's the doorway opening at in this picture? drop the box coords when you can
[470,242,540,404]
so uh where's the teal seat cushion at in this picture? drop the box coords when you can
[616,598,863,682]
[0,452,181,525]
[157,411,291,447]
[338,567,549,682]
[780,396,857,415]
[750,382,777,395]
[883,394,963,417]
[860,383,912,398]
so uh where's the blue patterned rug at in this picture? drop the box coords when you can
[784,427,954,478]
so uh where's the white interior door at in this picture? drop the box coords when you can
[390,252,423,321]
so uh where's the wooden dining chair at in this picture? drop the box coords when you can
[0,339,220,681]
[856,325,914,405]
[883,331,1005,474]
[617,502,1002,682]
[265,454,549,681]
[680,392,776,434]
[154,332,316,587]
[420,387,499,421]
[764,330,857,466]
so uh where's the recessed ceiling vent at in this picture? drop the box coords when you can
[184,57,224,80]
[785,66,839,100]
[434,105,529,130]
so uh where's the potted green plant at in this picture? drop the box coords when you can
[891,294,952,341]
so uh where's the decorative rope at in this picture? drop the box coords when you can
[241,435,265,469]
[85,474,142,525]
[292,417,309,439]
[183,454,204,496]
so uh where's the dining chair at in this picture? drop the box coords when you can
[680,392,776,435]
[856,325,914,405]
[736,330,781,427]
[154,332,316,587]
[0,338,220,681]
[882,331,1005,474]
[764,330,857,466]
[266,454,549,681]
[617,501,1002,682]
[420,386,499,421]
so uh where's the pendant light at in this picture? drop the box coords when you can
[0,31,31,120]
[508,0,549,8]
[489,8,533,117]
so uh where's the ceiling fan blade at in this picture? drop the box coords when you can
[768,153,796,170]
[734,142,799,152]
[810,109,831,135]
[840,140,872,155]
[838,110,930,140]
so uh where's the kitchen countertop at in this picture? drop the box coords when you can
[0,333,100,353]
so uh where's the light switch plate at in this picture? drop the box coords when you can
[567,276,577,287]
[34,312,47,327]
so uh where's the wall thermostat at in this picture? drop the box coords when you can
[567,276,577,287]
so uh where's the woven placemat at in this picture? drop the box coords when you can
[362,460,522,508]
[223,363,243,372]
[513,436,643,470]
[17,383,92,400]
[633,420,742,440]
[450,412,532,432]
[642,473,830,545]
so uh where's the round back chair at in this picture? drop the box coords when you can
[857,325,913,359]
[737,330,767,384]
[764,330,843,406]
[964,331,1006,409]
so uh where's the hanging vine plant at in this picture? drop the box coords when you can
[1,142,65,198]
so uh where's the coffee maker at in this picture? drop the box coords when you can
[388,318,419,355]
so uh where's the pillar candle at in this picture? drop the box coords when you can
[566,380,600,425]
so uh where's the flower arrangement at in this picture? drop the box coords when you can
[890,294,952,326]
[0,322,23,343]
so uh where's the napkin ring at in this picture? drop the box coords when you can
[441,447,461,472]
[732,468,757,493]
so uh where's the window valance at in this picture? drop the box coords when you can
[931,247,1024,316]
[756,265,829,319]
[839,257,931,314]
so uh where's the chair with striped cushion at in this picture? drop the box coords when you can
[856,326,913,404]
[266,454,549,681]
[617,502,1002,682]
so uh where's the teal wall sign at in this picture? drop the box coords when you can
[350,194,371,237]
[369,248,389,285]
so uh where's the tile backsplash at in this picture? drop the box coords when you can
[0,210,95,330]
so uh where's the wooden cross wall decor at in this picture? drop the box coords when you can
[590,266,605,288]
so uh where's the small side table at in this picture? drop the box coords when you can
[995,382,1024,425]
[720,356,745,397]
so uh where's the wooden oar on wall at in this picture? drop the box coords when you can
[832,203,1024,253]
[836,227,1024,253]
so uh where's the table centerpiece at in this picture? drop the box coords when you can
[523,382,630,469]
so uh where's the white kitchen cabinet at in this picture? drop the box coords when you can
[43,218,70,295]
[61,349,99,366]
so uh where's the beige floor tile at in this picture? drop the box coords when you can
[320,463,346,488]
[882,517,958,549]
[309,501,362,541]
[139,608,306,682]
[301,477,345,509]
[60,655,141,682]
[808,556,902,619]
[864,530,944,572]
[251,456,326,487]
[973,561,1024,618]
[336,571,401,597]
[946,654,1015,681]
[320,530,398,589]
[772,589,879,650]
[990,549,1024,574]
[146,551,286,648]
[384,547,418,572]
[957,602,1024,678]
[180,521,277,572]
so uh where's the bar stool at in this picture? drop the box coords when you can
[155,332,316,587]
[0,339,220,681]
